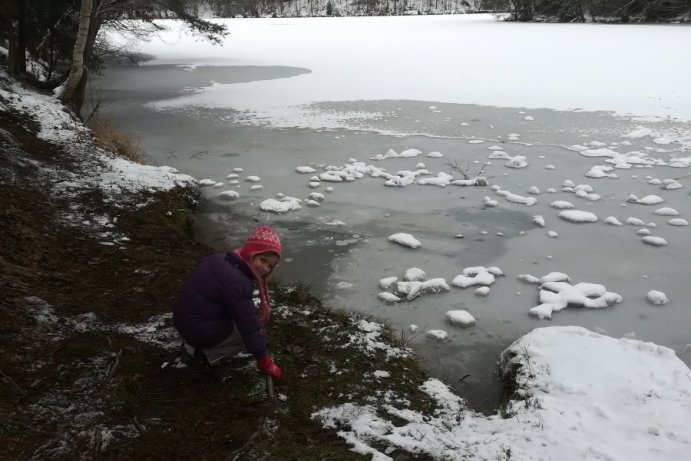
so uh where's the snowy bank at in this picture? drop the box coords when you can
[1,72,196,203]
[314,326,691,461]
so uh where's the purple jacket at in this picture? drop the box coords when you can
[173,252,266,359]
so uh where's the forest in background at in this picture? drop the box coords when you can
[1,0,688,114]
[201,0,691,22]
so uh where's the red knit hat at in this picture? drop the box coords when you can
[234,225,281,326]
[238,225,282,262]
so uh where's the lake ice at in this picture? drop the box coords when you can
[98,14,691,410]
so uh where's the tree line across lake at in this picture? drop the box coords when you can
[1,0,688,112]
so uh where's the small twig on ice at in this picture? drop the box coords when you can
[447,159,492,183]
[447,159,471,179]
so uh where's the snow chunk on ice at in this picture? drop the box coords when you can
[654,207,679,216]
[475,286,490,296]
[396,278,450,301]
[646,290,669,305]
[532,215,546,227]
[662,179,682,190]
[586,165,618,179]
[388,233,421,248]
[246,175,261,182]
[626,217,646,226]
[501,191,537,206]
[219,190,240,200]
[399,148,422,158]
[668,218,688,226]
[451,177,488,186]
[488,151,511,160]
[259,196,303,213]
[404,267,426,282]
[529,281,623,319]
[378,276,398,290]
[382,148,399,158]
[627,194,664,205]
[519,272,571,285]
[417,172,453,187]
[296,166,317,174]
[377,292,401,303]
[605,216,623,226]
[426,329,448,340]
[518,274,541,284]
[558,210,598,223]
[550,200,574,209]
[642,236,668,246]
[426,151,444,158]
[446,310,476,328]
[505,156,528,169]
[451,266,502,288]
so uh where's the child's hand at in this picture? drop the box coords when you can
[256,355,282,380]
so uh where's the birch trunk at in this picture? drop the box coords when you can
[58,0,95,112]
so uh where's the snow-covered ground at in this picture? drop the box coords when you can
[1,71,196,247]
[97,15,691,459]
[314,326,691,461]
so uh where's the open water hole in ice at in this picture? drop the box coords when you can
[94,64,691,413]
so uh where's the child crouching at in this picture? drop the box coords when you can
[173,225,283,380]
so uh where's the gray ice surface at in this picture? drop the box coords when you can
[93,64,691,412]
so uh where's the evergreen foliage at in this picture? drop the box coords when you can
[504,0,691,22]
[0,0,227,111]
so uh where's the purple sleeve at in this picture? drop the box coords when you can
[219,274,267,360]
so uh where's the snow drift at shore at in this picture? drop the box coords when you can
[314,326,691,461]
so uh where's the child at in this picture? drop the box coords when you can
[173,225,283,380]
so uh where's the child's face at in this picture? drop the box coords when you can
[251,252,280,277]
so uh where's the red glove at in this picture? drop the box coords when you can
[256,355,282,380]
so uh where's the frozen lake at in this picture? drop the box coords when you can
[96,15,691,411]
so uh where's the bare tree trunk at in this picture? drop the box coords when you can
[58,0,96,113]
[7,0,27,77]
